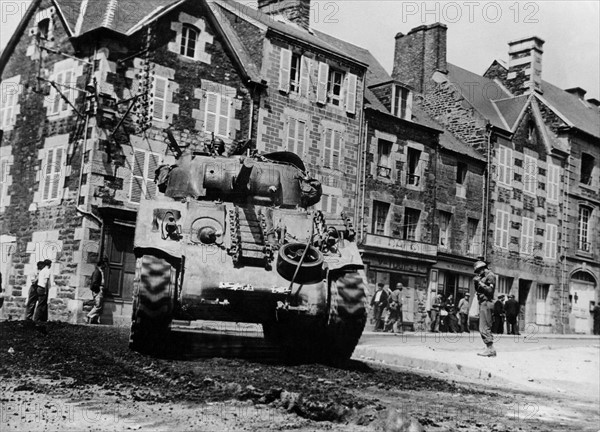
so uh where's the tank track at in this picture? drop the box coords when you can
[229,206,273,269]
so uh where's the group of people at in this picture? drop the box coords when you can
[491,294,521,335]
[428,292,471,333]
[370,282,405,334]
[23,258,107,328]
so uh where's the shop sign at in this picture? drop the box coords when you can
[363,234,437,257]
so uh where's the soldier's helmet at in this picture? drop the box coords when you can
[473,261,487,272]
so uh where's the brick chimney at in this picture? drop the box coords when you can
[565,87,587,100]
[258,0,311,29]
[506,36,544,95]
[392,23,447,94]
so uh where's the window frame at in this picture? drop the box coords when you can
[580,153,595,186]
[372,200,390,236]
[204,91,232,139]
[41,146,66,202]
[438,211,452,248]
[327,68,344,107]
[0,79,19,129]
[467,218,480,255]
[49,69,75,115]
[180,24,199,59]
[578,206,591,251]
[403,208,420,241]
[392,85,411,119]
[520,217,536,255]
[406,147,421,186]
[289,53,302,94]
[376,139,393,179]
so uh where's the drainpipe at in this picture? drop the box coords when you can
[560,153,571,334]
[360,120,369,241]
[482,123,493,261]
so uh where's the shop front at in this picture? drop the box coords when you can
[431,253,478,307]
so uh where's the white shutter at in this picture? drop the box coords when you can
[299,56,311,97]
[405,90,413,119]
[146,153,160,199]
[61,70,73,112]
[323,129,332,167]
[502,211,510,249]
[130,150,146,203]
[279,48,292,93]
[152,77,167,121]
[548,163,560,202]
[332,130,341,169]
[43,150,54,201]
[205,92,218,134]
[42,147,65,201]
[218,96,230,137]
[524,155,537,194]
[345,73,357,114]
[52,72,63,114]
[297,120,306,157]
[545,224,557,259]
[316,62,329,104]
[287,118,295,152]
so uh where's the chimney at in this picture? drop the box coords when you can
[586,98,600,108]
[392,23,447,94]
[565,87,587,100]
[506,36,544,95]
[258,0,311,29]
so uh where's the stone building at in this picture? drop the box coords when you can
[394,24,599,333]
[0,0,366,324]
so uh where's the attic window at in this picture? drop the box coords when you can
[180,24,199,58]
[580,153,595,186]
[392,85,412,120]
[38,18,50,40]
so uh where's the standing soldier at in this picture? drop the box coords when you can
[87,259,107,324]
[505,294,520,335]
[473,261,496,357]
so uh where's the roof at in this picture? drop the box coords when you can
[446,63,511,130]
[494,95,529,130]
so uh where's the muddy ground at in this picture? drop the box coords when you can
[0,321,597,431]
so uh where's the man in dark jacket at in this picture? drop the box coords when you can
[505,294,521,335]
[430,294,442,332]
[384,283,404,333]
[492,295,505,334]
[473,261,496,356]
[87,259,107,324]
[371,283,389,331]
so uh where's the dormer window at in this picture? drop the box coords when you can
[37,18,50,40]
[392,85,412,120]
[180,24,199,58]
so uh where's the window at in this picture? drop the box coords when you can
[204,92,232,138]
[377,139,393,179]
[403,208,420,241]
[406,147,421,186]
[180,24,199,58]
[287,117,306,157]
[0,157,9,210]
[392,85,411,119]
[151,76,167,121]
[456,162,467,198]
[438,211,452,248]
[322,128,342,170]
[497,145,512,187]
[547,161,560,203]
[527,122,536,143]
[37,18,50,40]
[467,218,479,255]
[523,154,537,195]
[49,69,74,115]
[494,209,510,249]
[327,69,344,107]
[41,147,66,202]
[578,206,591,252]
[0,78,19,129]
[580,153,594,186]
[372,201,390,236]
[520,217,535,255]
[289,53,301,94]
[129,150,160,204]
[545,224,558,260]
[497,276,512,296]
[319,194,338,214]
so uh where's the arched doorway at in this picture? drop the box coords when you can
[569,270,598,334]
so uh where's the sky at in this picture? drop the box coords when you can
[1,0,599,99]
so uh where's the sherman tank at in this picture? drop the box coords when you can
[129,137,367,364]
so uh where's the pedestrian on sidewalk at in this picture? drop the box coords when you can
[492,295,505,334]
[384,283,404,333]
[505,294,520,335]
[473,260,496,357]
[87,259,107,324]
[458,293,470,333]
[592,303,600,336]
[430,294,442,332]
[371,283,388,331]
[25,261,45,322]
[28,260,52,331]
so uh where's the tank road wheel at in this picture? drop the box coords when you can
[129,255,177,356]
[323,272,367,366]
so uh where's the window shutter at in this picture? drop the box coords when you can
[345,73,357,114]
[52,72,63,114]
[218,96,230,137]
[146,153,160,199]
[50,147,64,199]
[300,56,311,97]
[323,129,332,168]
[152,77,167,121]
[61,70,73,112]
[43,150,54,201]
[287,118,295,152]
[279,48,292,93]
[332,130,341,169]
[405,90,413,119]
[297,120,306,157]
[130,150,146,203]
[316,62,329,104]
[205,93,218,134]
[503,212,509,249]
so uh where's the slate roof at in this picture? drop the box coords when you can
[494,95,529,130]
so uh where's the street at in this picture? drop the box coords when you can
[1,321,599,432]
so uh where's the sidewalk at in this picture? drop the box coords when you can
[354,331,600,401]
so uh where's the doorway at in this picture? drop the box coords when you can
[104,222,136,302]
[518,279,532,332]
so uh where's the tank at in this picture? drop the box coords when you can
[129,145,367,364]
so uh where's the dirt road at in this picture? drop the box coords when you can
[0,322,597,431]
